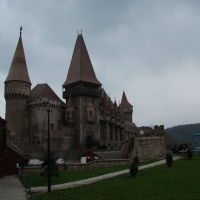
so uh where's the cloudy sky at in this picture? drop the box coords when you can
[1,0,200,128]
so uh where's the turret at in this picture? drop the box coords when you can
[119,91,133,122]
[4,27,31,146]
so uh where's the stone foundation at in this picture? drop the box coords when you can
[18,159,130,175]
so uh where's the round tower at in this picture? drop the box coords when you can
[4,27,31,146]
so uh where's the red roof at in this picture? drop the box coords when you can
[102,90,110,106]
[63,34,101,86]
[79,151,101,159]
[5,36,31,84]
[31,83,64,105]
[109,97,114,109]
[125,121,137,128]
[119,91,132,107]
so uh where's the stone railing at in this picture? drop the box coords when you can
[18,159,130,175]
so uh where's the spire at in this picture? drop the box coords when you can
[113,100,117,109]
[5,27,31,84]
[119,91,132,107]
[20,26,22,38]
[109,97,114,109]
[63,34,101,87]
[66,94,74,107]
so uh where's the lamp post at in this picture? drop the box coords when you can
[46,105,51,192]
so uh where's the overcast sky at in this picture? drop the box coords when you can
[1,0,200,128]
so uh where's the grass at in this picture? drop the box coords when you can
[33,156,200,200]
[20,160,153,188]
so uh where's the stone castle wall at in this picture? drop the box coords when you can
[18,159,130,175]
[74,94,101,148]
[131,136,166,162]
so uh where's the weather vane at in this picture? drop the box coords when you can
[20,26,23,38]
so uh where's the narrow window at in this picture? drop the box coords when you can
[51,123,54,131]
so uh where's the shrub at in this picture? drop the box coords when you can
[166,152,173,167]
[40,151,60,179]
[187,149,193,160]
[130,161,138,177]
[133,155,139,165]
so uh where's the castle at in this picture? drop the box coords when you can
[4,29,138,159]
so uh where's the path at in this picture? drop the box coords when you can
[32,156,181,193]
[0,175,27,200]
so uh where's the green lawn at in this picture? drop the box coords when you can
[20,160,153,188]
[33,156,200,200]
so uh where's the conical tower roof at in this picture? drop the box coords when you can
[63,34,101,87]
[66,95,75,107]
[5,28,31,84]
[102,90,110,107]
[113,100,117,109]
[114,100,120,112]
[109,97,114,109]
[119,91,132,107]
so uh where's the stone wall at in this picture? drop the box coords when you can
[19,159,130,175]
[131,136,166,162]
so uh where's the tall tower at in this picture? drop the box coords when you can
[63,33,102,149]
[119,91,133,122]
[4,27,31,147]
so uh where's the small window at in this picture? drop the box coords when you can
[92,99,94,103]
[85,98,87,102]
[72,111,75,116]
[51,123,54,131]
[67,111,69,116]
[37,141,40,144]
[89,111,93,116]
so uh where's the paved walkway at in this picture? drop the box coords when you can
[32,156,181,193]
[0,175,27,200]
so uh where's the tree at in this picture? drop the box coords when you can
[133,155,139,165]
[187,149,193,160]
[166,152,173,167]
[40,151,59,179]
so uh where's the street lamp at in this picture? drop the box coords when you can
[46,104,51,192]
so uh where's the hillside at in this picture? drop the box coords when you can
[165,123,200,143]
